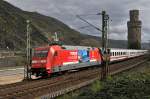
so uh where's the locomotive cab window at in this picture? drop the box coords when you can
[34,50,48,58]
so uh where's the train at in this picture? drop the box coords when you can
[31,44,148,77]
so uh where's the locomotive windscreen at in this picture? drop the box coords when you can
[33,50,48,58]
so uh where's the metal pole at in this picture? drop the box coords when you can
[24,20,31,80]
[101,11,109,80]
[102,11,108,52]
[149,40,150,50]
[102,11,105,52]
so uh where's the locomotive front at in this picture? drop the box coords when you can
[31,47,49,77]
[31,45,63,77]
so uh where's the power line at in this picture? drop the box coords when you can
[76,15,102,32]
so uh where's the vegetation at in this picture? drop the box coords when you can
[14,56,26,66]
[58,62,150,99]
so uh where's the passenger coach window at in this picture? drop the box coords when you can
[123,52,125,55]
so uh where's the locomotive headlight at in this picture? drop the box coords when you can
[32,60,38,64]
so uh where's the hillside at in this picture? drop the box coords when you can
[0,0,48,50]
[0,0,108,50]
[0,0,148,50]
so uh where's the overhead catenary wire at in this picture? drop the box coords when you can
[76,14,102,32]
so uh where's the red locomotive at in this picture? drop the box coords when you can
[31,44,102,77]
[31,42,148,77]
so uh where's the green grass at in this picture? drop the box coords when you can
[58,61,150,99]
[91,80,103,93]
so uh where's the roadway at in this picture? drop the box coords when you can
[0,67,24,85]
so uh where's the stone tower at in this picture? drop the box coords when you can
[127,10,142,49]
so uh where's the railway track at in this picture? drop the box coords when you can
[0,55,149,99]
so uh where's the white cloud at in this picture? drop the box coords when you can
[4,0,150,42]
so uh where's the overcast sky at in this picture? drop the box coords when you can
[5,0,150,42]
